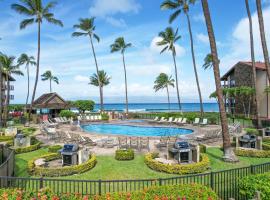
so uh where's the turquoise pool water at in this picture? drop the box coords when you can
[81,124,193,137]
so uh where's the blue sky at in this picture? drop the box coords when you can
[0,0,270,104]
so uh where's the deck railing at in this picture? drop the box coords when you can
[0,145,15,177]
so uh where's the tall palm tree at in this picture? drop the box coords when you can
[11,0,63,121]
[0,54,24,126]
[110,37,132,115]
[89,70,111,111]
[0,52,3,127]
[156,27,182,112]
[201,0,238,162]
[256,0,270,81]
[72,18,103,111]
[161,0,204,117]
[41,70,59,93]
[17,54,36,111]
[245,0,260,128]
[154,73,175,110]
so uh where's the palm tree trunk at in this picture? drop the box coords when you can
[122,53,129,115]
[186,13,204,117]
[25,65,30,112]
[166,85,171,111]
[89,35,103,112]
[172,53,182,112]
[29,21,41,122]
[0,71,2,127]
[201,0,238,162]
[101,86,104,113]
[50,79,52,93]
[256,0,270,82]
[245,0,261,127]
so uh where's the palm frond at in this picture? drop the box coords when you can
[160,0,179,10]
[11,4,33,16]
[169,10,181,23]
[160,46,169,54]
[20,18,35,29]
[93,33,100,42]
[72,32,88,37]
[45,16,63,27]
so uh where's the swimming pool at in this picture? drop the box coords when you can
[81,124,193,137]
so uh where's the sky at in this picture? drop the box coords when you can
[0,0,270,104]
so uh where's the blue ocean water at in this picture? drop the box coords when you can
[94,103,219,112]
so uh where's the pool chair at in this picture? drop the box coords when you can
[94,115,99,121]
[200,118,208,126]
[80,135,97,146]
[167,117,174,123]
[104,138,115,148]
[118,137,129,149]
[54,118,61,123]
[172,118,179,123]
[130,137,139,149]
[85,115,90,121]
[90,115,95,121]
[150,116,159,122]
[177,118,187,126]
[158,117,167,123]
[77,116,82,121]
[98,115,102,120]
[139,137,150,151]
[63,117,70,123]
[156,136,168,148]
[193,118,200,126]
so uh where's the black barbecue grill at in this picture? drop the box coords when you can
[60,144,79,166]
[239,135,256,148]
[169,141,191,163]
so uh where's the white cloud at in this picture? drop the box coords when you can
[193,13,205,23]
[74,75,89,83]
[105,17,127,28]
[196,33,209,44]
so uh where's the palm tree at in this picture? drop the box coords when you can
[17,54,36,111]
[0,52,3,127]
[154,73,175,110]
[11,0,63,121]
[161,0,204,117]
[110,37,132,115]
[89,70,111,111]
[41,70,59,93]
[201,0,238,162]
[156,27,182,112]
[256,0,270,80]
[72,18,103,111]
[0,54,24,126]
[245,0,261,128]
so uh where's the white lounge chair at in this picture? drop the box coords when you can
[152,117,159,122]
[158,117,167,123]
[177,118,187,126]
[98,115,102,120]
[94,115,99,121]
[86,115,91,121]
[172,118,179,123]
[193,118,200,126]
[167,117,173,123]
[78,116,82,121]
[200,118,208,126]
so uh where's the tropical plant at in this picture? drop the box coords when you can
[0,54,24,126]
[17,54,36,111]
[89,70,110,111]
[156,27,182,112]
[72,18,103,111]
[153,73,175,110]
[41,70,59,93]
[161,0,204,117]
[201,0,238,162]
[202,54,213,70]
[11,0,63,121]
[245,0,260,127]
[110,37,132,115]
[73,100,95,114]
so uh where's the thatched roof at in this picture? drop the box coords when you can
[32,93,69,109]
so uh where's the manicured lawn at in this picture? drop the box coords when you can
[15,147,270,179]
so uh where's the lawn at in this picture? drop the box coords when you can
[15,147,270,180]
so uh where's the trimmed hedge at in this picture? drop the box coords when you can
[28,153,97,177]
[115,149,134,160]
[144,153,210,175]
[0,136,13,142]
[239,172,270,200]
[14,137,42,154]
[200,144,207,153]
[235,148,270,158]
[48,145,62,153]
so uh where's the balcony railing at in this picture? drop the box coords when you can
[2,95,14,100]
[1,85,14,91]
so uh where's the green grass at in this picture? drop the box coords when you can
[15,147,270,179]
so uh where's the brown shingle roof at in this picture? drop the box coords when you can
[33,92,69,109]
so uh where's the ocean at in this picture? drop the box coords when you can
[93,103,219,112]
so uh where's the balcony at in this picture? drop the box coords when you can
[2,95,14,101]
[1,85,14,91]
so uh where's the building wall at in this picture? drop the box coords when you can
[256,70,269,118]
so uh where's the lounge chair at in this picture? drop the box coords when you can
[80,135,97,146]
[172,118,179,123]
[43,120,58,128]
[193,118,200,126]
[86,116,90,121]
[167,117,174,123]
[118,137,129,149]
[158,117,167,123]
[103,138,115,148]
[98,115,102,120]
[156,136,168,148]
[77,116,82,121]
[200,118,208,126]
[152,117,159,122]
[130,137,139,149]
[177,118,187,126]
[139,137,150,151]
[90,116,95,121]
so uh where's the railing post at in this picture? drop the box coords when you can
[210,172,214,190]
[251,165,255,174]
[98,179,102,196]
[39,176,44,189]
[159,178,162,186]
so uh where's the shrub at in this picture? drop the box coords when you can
[200,144,207,153]
[235,148,270,158]
[244,128,260,136]
[21,127,36,136]
[59,110,76,119]
[101,113,109,120]
[28,153,97,177]
[144,153,210,175]
[239,173,270,200]
[48,145,62,153]
[0,136,13,142]
[14,137,42,154]
[115,149,134,161]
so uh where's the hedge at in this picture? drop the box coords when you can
[48,145,62,153]
[0,136,13,142]
[144,153,210,175]
[239,172,270,200]
[28,153,97,177]
[14,137,42,154]
[59,110,76,119]
[199,144,207,153]
[235,148,270,158]
[115,149,134,160]
[0,184,218,200]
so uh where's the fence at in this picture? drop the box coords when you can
[0,145,15,177]
[1,162,270,199]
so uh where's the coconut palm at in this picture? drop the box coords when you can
[161,0,204,117]
[41,70,59,93]
[89,70,111,111]
[156,27,182,112]
[256,0,270,82]
[245,0,260,127]
[110,37,132,115]
[0,52,3,127]
[0,54,24,126]
[17,54,36,111]
[201,0,238,162]
[154,73,175,110]
[11,0,63,121]
[72,18,104,111]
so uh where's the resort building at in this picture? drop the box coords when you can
[221,61,269,118]
[1,72,15,103]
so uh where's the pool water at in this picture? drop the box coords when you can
[81,124,193,137]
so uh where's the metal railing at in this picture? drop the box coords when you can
[0,162,270,199]
[0,145,14,177]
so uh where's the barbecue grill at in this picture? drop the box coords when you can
[60,144,79,166]
[169,141,191,163]
[239,135,256,148]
